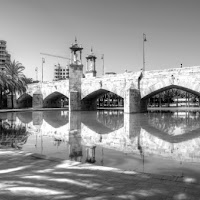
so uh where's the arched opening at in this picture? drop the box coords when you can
[17,94,33,108]
[143,85,200,108]
[43,92,68,108]
[81,89,124,110]
[97,92,124,108]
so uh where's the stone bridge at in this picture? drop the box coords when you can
[13,66,200,113]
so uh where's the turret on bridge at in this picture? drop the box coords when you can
[69,38,83,111]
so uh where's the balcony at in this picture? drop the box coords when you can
[0,52,6,56]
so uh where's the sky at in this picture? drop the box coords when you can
[0,0,200,81]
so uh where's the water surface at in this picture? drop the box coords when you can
[1,110,200,181]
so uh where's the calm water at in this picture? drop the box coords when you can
[1,110,200,180]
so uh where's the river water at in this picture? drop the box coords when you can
[1,110,200,181]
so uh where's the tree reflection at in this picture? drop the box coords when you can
[96,110,124,130]
[146,111,200,136]
[0,121,29,149]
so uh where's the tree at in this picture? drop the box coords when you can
[4,60,28,109]
[0,71,12,108]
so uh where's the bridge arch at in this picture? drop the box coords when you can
[141,76,200,99]
[81,89,124,110]
[43,92,68,108]
[17,93,33,108]
[81,80,125,100]
[142,85,200,100]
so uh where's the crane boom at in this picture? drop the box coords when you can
[40,53,71,60]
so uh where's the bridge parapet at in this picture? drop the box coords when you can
[81,72,140,99]
[26,80,69,99]
[143,66,200,78]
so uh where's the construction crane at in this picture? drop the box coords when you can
[40,53,71,82]
[40,52,71,60]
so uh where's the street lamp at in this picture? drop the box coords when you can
[143,33,147,72]
[101,54,104,76]
[35,67,38,81]
[42,58,45,82]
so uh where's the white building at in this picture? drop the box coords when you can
[0,40,11,71]
[53,64,69,81]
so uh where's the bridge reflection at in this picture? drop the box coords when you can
[1,110,200,166]
[142,111,200,143]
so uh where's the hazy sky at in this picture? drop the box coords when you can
[0,0,200,81]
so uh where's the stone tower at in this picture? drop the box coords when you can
[69,38,83,111]
[85,48,97,78]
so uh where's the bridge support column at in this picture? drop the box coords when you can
[124,89,143,113]
[33,89,43,108]
[69,64,83,111]
[69,91,82,111]
[124,89,147,113]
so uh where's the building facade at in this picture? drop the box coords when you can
[0,40,11,70]
[53,63,69,81]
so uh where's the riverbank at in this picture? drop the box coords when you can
[0,148,200,200]
[148,107,200,111]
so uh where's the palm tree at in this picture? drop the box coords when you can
[0,70,11,108]
[0,72,5,108]
[4,60,28,109]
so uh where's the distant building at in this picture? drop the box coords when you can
[0,40,11,71]
[53,63,69,81]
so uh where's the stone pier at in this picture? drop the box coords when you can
[124,88,146,113]
[69,64,83,111]
[32,89,43,108]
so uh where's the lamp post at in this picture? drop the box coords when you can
[35,67,38,81]
[101,54,104,76]
[143,33,147,72]
[42,58,45,82]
